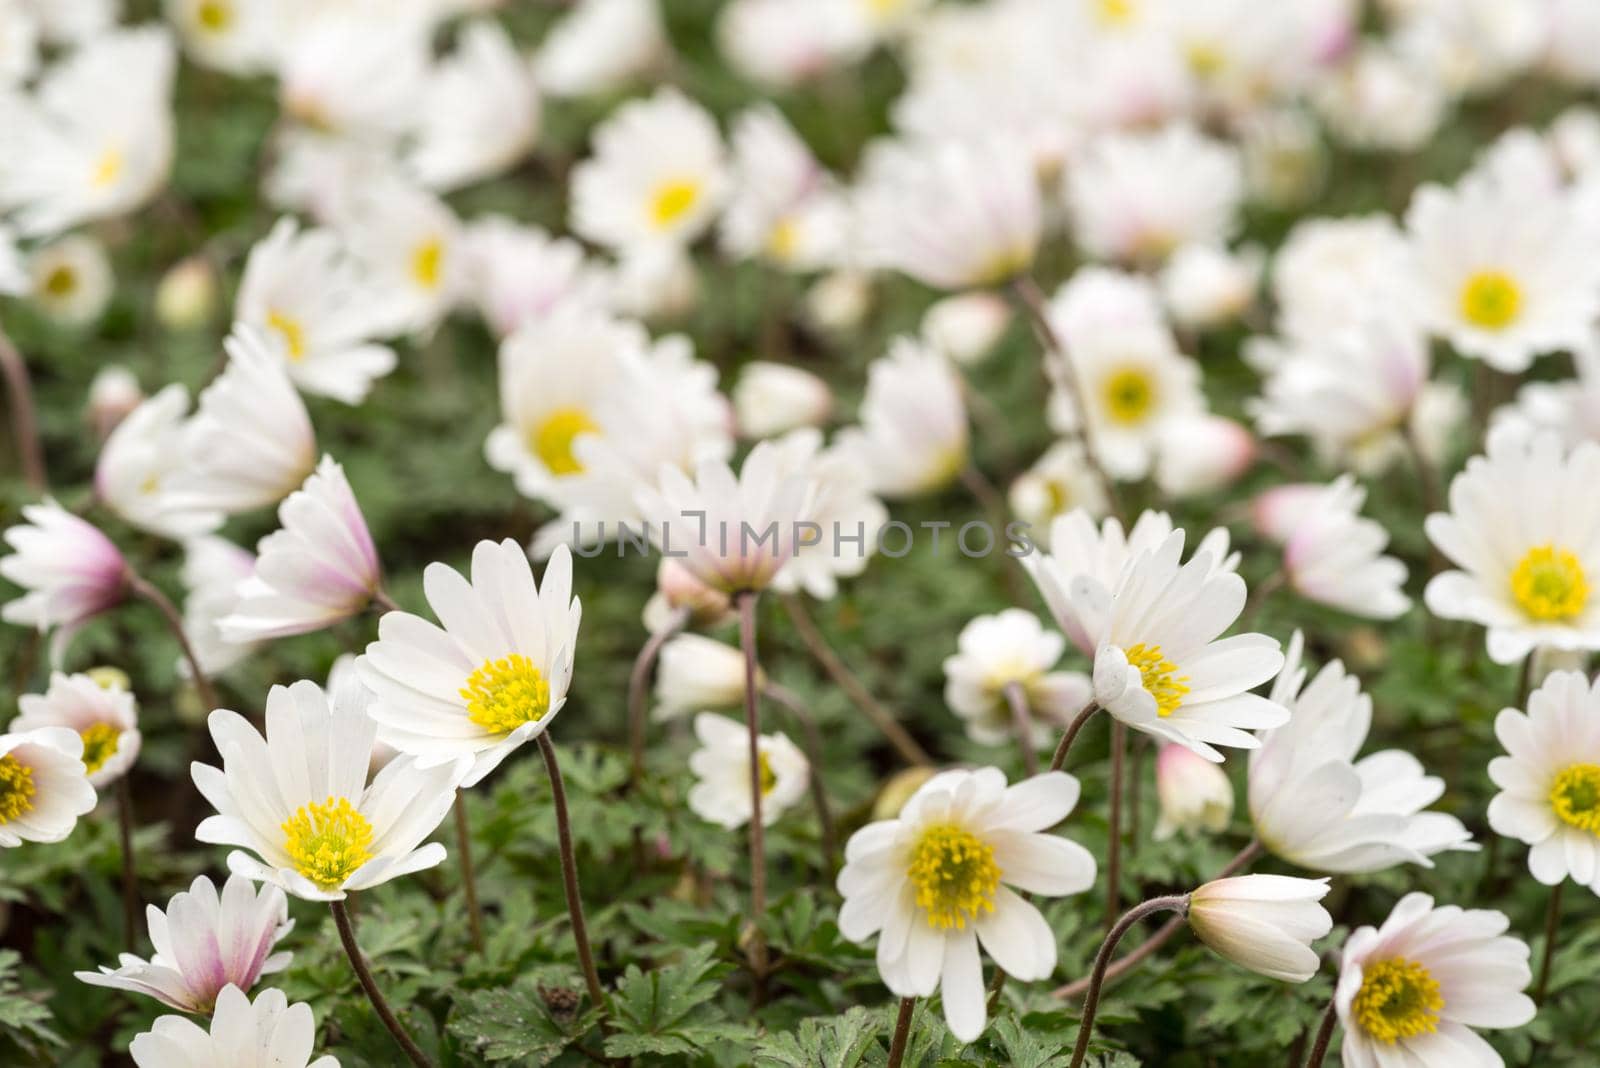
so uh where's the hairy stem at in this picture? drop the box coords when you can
[330,899,435,1068]
[0,326,45,492]
[1067,896,1189,1068]
[537,732,608,1011]
[764,683,838,871]
[1535,880,1564,1005]
[1106,723,1125,926]
[887,997,916,1068]
[738,591,770,979]
[1049,703,1103,772]
[1302,1000,1339,1068]
[126,570,219,713]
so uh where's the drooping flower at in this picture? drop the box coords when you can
[358,541,581,786]
[1187,875,1332,983]
[192,679,467,900]
[1335,893,1535,1066]
[653,634,754,722]
[75,874,291,1013]
[1154,744,1234,840]
[836,768,1096,1042]
[1487,669,1600,894]
[687,713,809,830]
[95,385,222,539]
[1251,633,1474,872]
[0,727,97,847]
[14,671,139,788]
[130,985,339,1068]
[1,501,128,658]
[942,609,1091,749]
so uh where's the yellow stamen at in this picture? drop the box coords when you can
[281,796,374,890]
[1510,545,1588,621]
[1187,42,1226,76]
[461,654,551,735]
[1459,270,1521,330]
[1550,763,1600,835]
[650,180,702,230]
[757,751,777,795]
[1095,0,1135,25]
[766,218,799,264]
[1125,643,1189,718]
[91,149,124,190]
[0,756,36,824]
[410,238,444,291]
[42,266,77,298]
[528,407,600,476]
[907,823,1002,930]
[1102,366,1157,425]
[1352,958,1443,1044]
[79,723,121,776]
[197,0,232,31]
[267,309,308,362]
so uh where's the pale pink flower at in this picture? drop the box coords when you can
[1,501,127,658]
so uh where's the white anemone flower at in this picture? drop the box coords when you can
[130,985,339,1068]
[95,385,223,539]
[192,680,468,900]
[768,436,887,601]
[942,609,1091,749]
[687,713,809,830]
[570,87,728,252]
[338,177,465,337]
[652,634,752,722]
[1252,633,1474,873]
[408,20,539,192]
[732,361,833,440]
[234,218,399,404]
[1187,875,1332,983]
[1078,531,1288,762]
[358,541,581,787]
[277,10,426,141]
[165,0,275,74]
[1487,669,1600,894]
[721,106,845,271]
[1,501,128,658]
[1425,428,1600,664]
[1335,893,1535,1066]
[1008,442,1111,537]
[1275,477,1412,620]
[26,232,113,325]
[14,672,139,788]
[836,338,969,499]
[836,768,1096,1042]
[76,874,291,1013]
[0,727,96,847]
[534,0,666,98]
[462,217,611,339]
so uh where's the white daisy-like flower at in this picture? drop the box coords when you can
[1404,175,1600,372]
[234,218,399,404]
[942,609,1091,749]
[462,217,611,339]
[14,672,139,788]
[1153,744,1234,841]
[358,541,581,787]
[1252,633,1473,873]
[220,457,384,642]
[180,537,258,677]
[571,87,728,252]
[1159,242,1262,330]
[769,435,887,601]
[76,874,291,1013]
[1425,428,1600,663]
[277,10,426,141]
[534,0,666,98]
[1152,414,1258,500]
[26,232,113,325]
[0,26,175,236]
[1335,893,1535,1066]
[1187,874,1332,983]
[732,362,833,440]
[1008,442,1111,538]
[1271,215,1413,345]
[1272,477,1412,620]
[0,2,41,88]
[652,634,752,722]
[1,501,127,657]
[856,133,1040,290]
[0,727,96,847]
[407,20,539,192]
[687,712,809,830]
[165,0,276,75]
[1312,41,1446,153]
[1487,669,1600,894]
[1024,508,1238,657]
[635,439,815,595]
[1077,530,1288,762]
[338,177,465,337]
[836,767,1096,1042]
[836,337,969,499]
[1490,346,1600,448]
[1066,123,1244,264]
[192,680,468,901]
[94,385,223,540]
[609,240,701,320]
[130,985,339,1068]
[720,106,845,271]
[173,328,318,516]
[716,0,841,89]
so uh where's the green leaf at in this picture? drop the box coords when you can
[602,942,755,1057]
[447,979,602,1064]
[753,1006,882,1067]
[0,951,64,1057]
[987,1015,1070,1068]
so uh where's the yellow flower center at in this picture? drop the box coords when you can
[1459,270,1521,330]
[1353,957,1443,1044]
[1096,0,1135,26]
[0,756,36,824]
[907,823,1002,931]
[528,407,600,476]
[197,0,232,31]
[1124,643,1189,718]
[757,751,777,795]
[650,180,702,230]
[1102,366,1157,426]
[461,654,551,735]
[267,309,308,362]
[1510,545,1589,621]
[282,796,374,890]
[1550,763,1600,835]
[91,148,124,189]
[79,723,121,776]
[43,266,78,298]
[1187,42,1226,76]
[766,218,800,263]
[411,238,444,291]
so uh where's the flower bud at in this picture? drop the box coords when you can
[85,666,132,693]
[1154,415,1257,498]
[733,361,832,439]
[646,558,734,631]
[155,256,217,331]
[1159,243,1261,330]
[86,366,143,441]
[805,269,872,332]
[871,765,938,820]
[1188,874,1332,983]
[653,634,759,722]
[920,292,1011,366]
[1153,744,1233,840]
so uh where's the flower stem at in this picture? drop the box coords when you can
[0,325,45,492]
[737,591,770,977]
[329,899,435,1068]
[453,794,485,954]
[1049,703,1103,772]
[764,683,838,871]
[372,586,401,614]
[887,997,916,1068]
[1302,999,1339,1068]
[1067,895,1189,1068]
[537,732,607,1012]
[1106,722,1125,926]
[1535,880,1564,1005]
[781,593,933,767]
[1002,681,1039,778]
[116,777,139,952]
[125,570,219,714]
[1052,839,1261,999]
[627,606,689,786]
